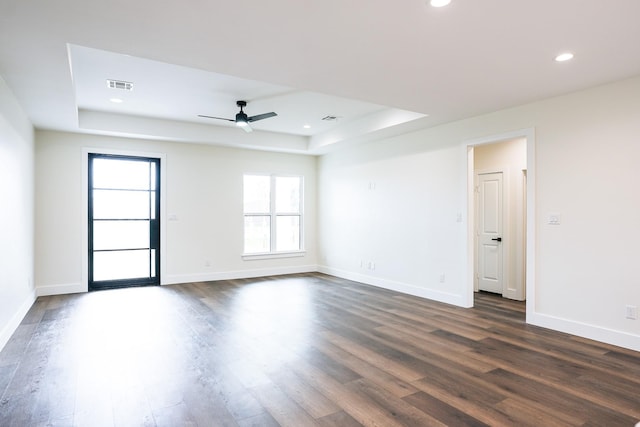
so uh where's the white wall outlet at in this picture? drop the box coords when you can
[204,260,211,267]
[625,305,637,320]
[439,274,445,283]
[368,261,375,270]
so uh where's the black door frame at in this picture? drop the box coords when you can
[88,153,161,291]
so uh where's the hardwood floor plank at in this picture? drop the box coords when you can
[344,377,447,427]
[250,382,320,427]
[321,330,426,383]
[266,368,340,419]
[469,337,640,419]
[288,358,408,427]
[236,412,280,427]
[485,325,638,378]
[485,368,638,425]
[152,402,197,427]
[304,346,361,384]
[402,391,491,427]
[312,338,419,398]
[373,325,497,373]
[493,397,578,427]
[111,384,156,427]
[182,383,240,427]
[410,378,523,426]
[316,410,362,427]
[403,344,586,426]
[0,362,17,396]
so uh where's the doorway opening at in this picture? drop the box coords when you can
[88,154,161,291]
[466,129,534,317]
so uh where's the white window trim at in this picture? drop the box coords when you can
[243,174,304,257]
[242,250,307,261]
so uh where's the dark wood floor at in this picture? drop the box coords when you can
[1,273,639,426]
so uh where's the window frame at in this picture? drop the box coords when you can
[242,173,305,260]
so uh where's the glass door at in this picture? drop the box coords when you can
[88,154,160,290]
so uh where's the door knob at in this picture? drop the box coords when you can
[491,237,502,242]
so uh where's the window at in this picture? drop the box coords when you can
[243,174,303,256]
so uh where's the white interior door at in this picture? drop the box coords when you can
[477,172,503,294]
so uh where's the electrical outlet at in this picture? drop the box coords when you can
[368,261,375,270]
[625,305,637,320]
[439,274,445,283]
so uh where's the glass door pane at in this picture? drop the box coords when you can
[93,250,151,281]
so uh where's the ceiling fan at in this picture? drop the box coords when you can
[198,100,277,133]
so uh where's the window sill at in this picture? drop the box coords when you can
[242,250,306,261]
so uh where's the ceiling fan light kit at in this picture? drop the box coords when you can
[199,100,277,133]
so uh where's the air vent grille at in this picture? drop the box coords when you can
[106,79,133,91]
[322,115,341,121]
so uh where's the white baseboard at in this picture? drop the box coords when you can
[318,265,469,307]
[37,282,86,296]
[0,288,36,352]
[528,312,640,352]
[163,264,319,285]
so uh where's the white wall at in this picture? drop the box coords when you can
[475,138,527,300]
[318,75,640,351]
[0,76,35,351]
[318,137,469,305]
[35,131,317,294]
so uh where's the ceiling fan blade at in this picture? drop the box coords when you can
[197,115,235,122]
[247,112,277,122]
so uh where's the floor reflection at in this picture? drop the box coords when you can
[221,278,316,373]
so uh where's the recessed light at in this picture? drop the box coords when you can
[303,124,311,129]
[109,98,123,103]
[554,52,574,62]
[430,0,451,7]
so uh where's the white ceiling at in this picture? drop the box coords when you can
[1,0,640,154]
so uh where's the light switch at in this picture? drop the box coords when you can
[548,213,561,225]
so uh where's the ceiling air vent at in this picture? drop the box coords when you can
[106,79,133,91]
[322,115,341,121]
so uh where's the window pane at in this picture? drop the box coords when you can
[93,190,150,219]
[276,215,300,251]
[150,191,156,220]
[275,176,300,213]
[244,216,270,254]
[150,162,157,190]
[93,220,149,250]
[93,250,150,281]
[151,249,156,277]
[244,175,271,213]
[93,158,150,190]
